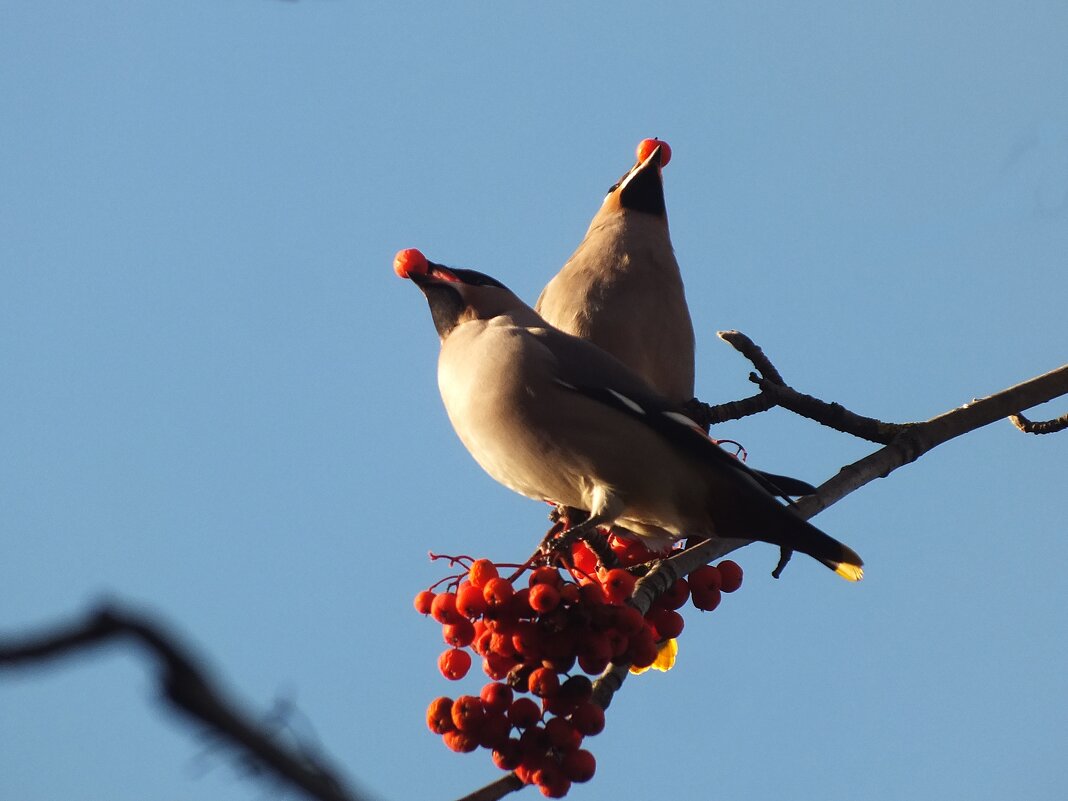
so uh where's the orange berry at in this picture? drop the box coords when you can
[413,589,436,615]
[456,583,488,618]
[442,729,479,753]
[527,667,560,698]
[451,695,486,733]
[480,682,514,716]
[528,583,561,613]
[393,248,429,279]
[636,137,672,167]
[528,566,562,588]
[430,592,462,625]
[492,739,523,771]
[438,647,472,680]
[468,558,499,588]
[718,559,743,592]
[482,577,514,608]
[426,696,455,734]
[483,652,520,681]
[442,618,476,648]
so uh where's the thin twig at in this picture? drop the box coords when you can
[1009,410,1068,434]
[0,604,371,801]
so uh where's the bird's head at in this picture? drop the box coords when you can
[394,248,528,339]
[603,138,672,218]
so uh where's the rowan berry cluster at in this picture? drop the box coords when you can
[415,538,743,797]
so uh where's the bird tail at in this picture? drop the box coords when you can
[714,492,864,581]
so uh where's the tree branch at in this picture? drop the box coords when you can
[1010,410,1068,434]
[0,603,372,801]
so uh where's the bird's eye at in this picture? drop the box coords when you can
[606,181,621,194]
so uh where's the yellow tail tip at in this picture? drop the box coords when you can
[835,563,864,582]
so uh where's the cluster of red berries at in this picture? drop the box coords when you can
[414,542,743,797]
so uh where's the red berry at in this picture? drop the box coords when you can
[456,583,488,618]
[492,739,523,770]
[614,604,646,636]
[414,589,436,615]
[480,682,513,716]
[438,647,472,680]
[508,697,542,729]
[646,607,685,640]
[529,583,561,613]
[626,627,659,669]
[518,724,550,756]
[570,701,605,736]
[478,713,511,750]
[577,653,610,676]
[468,559,499,588]
[451,695,486,733]
[431,592,463,625]
[545,716,582,750]
[528,667,560,698]
[608,533,659,566]
[718,559,743,592]
[393,248,429,279]
[511,621,545,660]
[601,568,637,604]
[559,674,593,704]
[442,619,476,648]
[636,137,672,167]
[442,729,479,753]
[579,582,607,606]
[508,586,534,619]
[570,540,599,574]
[483,652,520,681]
[528,566,562,588]
[426,696,454,734]
[483,577,514,608]
[689,564,722,594]
[559,583,581,605]
[657,577,691,610]
[691,584,722,612]
[561,748,596,783]
[535,765,570,798]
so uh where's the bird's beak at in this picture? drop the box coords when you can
[618,145,667,216]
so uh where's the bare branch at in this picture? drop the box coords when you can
[1010,410,1068,434]
[749,375,908,443]
[0,603,372,801]
[797,363,1068,516]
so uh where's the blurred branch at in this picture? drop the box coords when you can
[0,603,371,801]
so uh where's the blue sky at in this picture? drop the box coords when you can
[2,2,1066,800]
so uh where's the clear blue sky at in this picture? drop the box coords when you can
[2,2,1066,800]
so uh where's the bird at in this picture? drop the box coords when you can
[536,138,695,407]
[394,247,863,581]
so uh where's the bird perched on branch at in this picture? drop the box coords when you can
[395,247,863,581]
[536,138,695,406]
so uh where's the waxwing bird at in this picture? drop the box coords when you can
[394,248,863,581]
[536,138,696,406]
